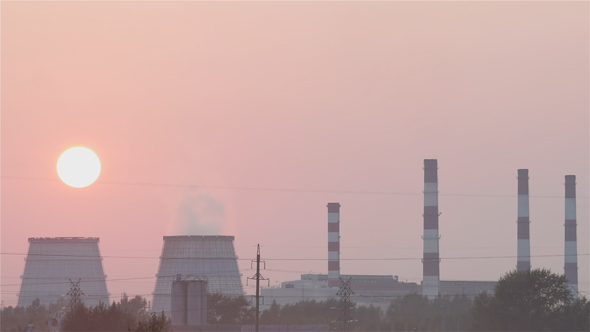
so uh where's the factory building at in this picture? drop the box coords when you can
[18,237,109,307]
[152,235,243,316]
[261,274,419,311]
[14,161,577,315]
[171,278,208,326]
[262,160,501,309]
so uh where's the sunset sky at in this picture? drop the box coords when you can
[1,1,588,307]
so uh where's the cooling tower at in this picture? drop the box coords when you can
[422,159,440,299]
[152,235,243,316]
[327,203,341,288]
[564,175,578,298]
[18,237,109,307]
[517,169,531,272]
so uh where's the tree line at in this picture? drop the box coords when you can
[2,268,588,331]
[0,295,164,332]
[260,297,381,330]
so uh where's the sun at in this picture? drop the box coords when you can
[57,147,101,188]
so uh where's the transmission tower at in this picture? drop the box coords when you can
[247,244,269,332]
[66,279,85,308]
[336,277,355,331]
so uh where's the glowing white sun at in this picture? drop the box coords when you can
[57,147,101,188]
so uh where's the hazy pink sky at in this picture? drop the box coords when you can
[2,1,588,307]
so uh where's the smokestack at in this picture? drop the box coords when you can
[327,203,341,288]
[422,159,439,299]
[564,175,578,298]
[517,169,531,272]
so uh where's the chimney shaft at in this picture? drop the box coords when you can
[517,169,531,272]
[564,175,578,298]
[327,203,340,288]
[423,159,439,299]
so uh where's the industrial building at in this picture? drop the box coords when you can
[13,161,579,316]
[261,160,500,308]
[262,273,419,311]
[152,235,243,316]
[17,237,109,307]
[171,278,208,326]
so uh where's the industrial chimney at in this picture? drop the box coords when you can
[517,169,531,272]
[422,159,439,299]
[327,203,341,288]
[564,175,578,298]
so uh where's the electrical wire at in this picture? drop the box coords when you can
[3,175,587,199]
[1,251,587,261]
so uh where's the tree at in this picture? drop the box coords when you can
[471,292,496,331]
[562,296,590,331]
[353,304,382,331]
[62,302,91,332]
[61,297,152,332]
[120,295,148,328]
[471,268,589,331]
[257,298,381,330]
[260,300,281,324]
[25,298,46,317]
[385,292,472,331]
[207,293,255,324]
[278,299,337,325]
[134,312,170,332]
[386,292,430,331]
[0,299,56,332]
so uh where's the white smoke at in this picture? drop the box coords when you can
[175,194,224,235]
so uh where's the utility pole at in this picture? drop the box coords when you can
[66,279,85,308]
[247,244,269,332]
[336,277,354,331]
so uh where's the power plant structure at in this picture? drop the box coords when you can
[564,175,578,298]
[17,237,109,308]
[12,160,582,315]
[152,235,243,316]
[327,203,341,288]
[422,159,440,299]
[261,159,502,309]
[517,169,531,272]
[170,277,207,326]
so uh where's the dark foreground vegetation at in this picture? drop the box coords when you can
[2,269,588,331]
[471,268,588,331]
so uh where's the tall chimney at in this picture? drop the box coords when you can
[564,175,578,298]
[327,203,341,288]
[517,169,531,272]
[422,159,439,299]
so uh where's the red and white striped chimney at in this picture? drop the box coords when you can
[517,169,531,272]
[564,175,578,298]
[422,159,439,299]
[327,203,341,288]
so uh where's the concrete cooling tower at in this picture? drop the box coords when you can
[152,235,243,316]
[18,237,109,307]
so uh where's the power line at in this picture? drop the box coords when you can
[1,251,588,261]
[2,175,586,198]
